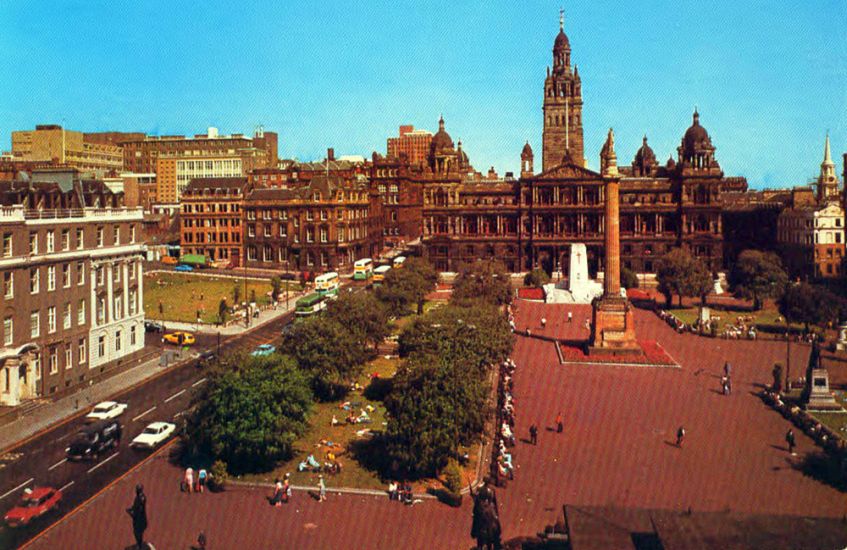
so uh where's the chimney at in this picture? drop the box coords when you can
[327,148,335,162]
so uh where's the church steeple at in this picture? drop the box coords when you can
[818,132,839,203]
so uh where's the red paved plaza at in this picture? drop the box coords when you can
[28,300,846,549]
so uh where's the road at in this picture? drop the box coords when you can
[0,308,294,549]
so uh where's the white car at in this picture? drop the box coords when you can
[85,401,128,423]
[130,422,176,450]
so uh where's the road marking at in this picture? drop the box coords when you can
[87,453,119,474]
[58,432,75,442]
[132,406,157,422]
[164,389,186,403]
[0,477,33,500]
[58,480,74,493]
[48,458,68,471]
[191,377,207,387]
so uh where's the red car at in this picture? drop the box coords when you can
[3,487,62,527]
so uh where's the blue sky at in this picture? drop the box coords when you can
[1,1,845,188]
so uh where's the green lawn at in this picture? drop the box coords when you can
[809,390,847,436]
[669,304,803,334]
[144,273,298,324]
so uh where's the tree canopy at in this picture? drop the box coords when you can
[282,315,370,400]
[656,247,713,306]
[451,259,513,307]
[376,257,438,315]
[185,354,312,474]
[778,282,842,330]
[728,250,788,310]
[620,267,639,290]
[523,268,550,288]
[324,291,391,350]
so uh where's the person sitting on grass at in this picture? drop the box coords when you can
[357,410,372,424]
[388,481,398,501]
[331,415,340,426]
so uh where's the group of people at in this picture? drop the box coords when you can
[495,358,517,484]
[182,466,209,494]
[387,481,415,505]
[268,473,292,506]
[656,309,689,333]
[507,304,516,332]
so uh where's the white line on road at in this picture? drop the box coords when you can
[59,480,74,493]
[191,377,207,387]
[132,406,157,422]
[0,478,33,501]
[164,389,187,403]
[87,453,119,474]
[48,458,68,471]
[58,431,75,442]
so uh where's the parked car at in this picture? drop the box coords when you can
[130,422,176,450]
[163,331,195,345]
[279,272,297,281]
[3,487,62,527]
[175,264,194,272]
[85,401,127,423]
[198,349,217,363]
[250,344,276,357]
[161,256,178,265]
[145,320,166,333]
[66,419,121,461]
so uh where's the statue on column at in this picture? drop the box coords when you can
[470,477,502,550]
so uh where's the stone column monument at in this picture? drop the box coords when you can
[589,129,640,354]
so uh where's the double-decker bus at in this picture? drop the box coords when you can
[392,256,406,269]
[353,258,373,281]
[373,265,391,285]
[295,292,327,316]
[314,272,340,297]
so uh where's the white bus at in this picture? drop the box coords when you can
[373,265,392,285]
[353,258,374,281]
[295,293,327,316]
[393,256,407,269]
[314,271,340,297]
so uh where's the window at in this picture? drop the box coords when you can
[130,225,136,243]
[61,229,70,251]
[78,339,86,364]
[3,272,12,299]
[96,227,104,247]
[114,295,123,319]
[47,266,56,291]
[247,246,257,261]
[130,325,137,346]
[76,228,84,249]
[115,330,122,352]
[264,224,271,237]
[65,346,72,370]
[61,264,70,288]
[30,311,39,338]
[4,317,12,346]
[320,227,328,243]
[46,230,54,253]
[29,232,37,255]
[97,296,106,325]
[98,335,105,357]
[49,347,58,374]
[77,261,85,285]
[97,267,104,287]
[30,268,39,294]
[48,306,56,333]
[3,232,12,257]
[114,266,121,284]
[129,290,137,315]
[113,226,120,245]
[78,299,86,325]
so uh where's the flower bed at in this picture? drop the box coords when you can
[559,340,677,367]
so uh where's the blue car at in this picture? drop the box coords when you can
[174,264,194,272]
[250,344,276,357]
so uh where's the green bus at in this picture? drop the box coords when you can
[295,292,327,316]
[353,258,374,280]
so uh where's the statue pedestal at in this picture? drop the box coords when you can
[835,323,847,352]
[589,296,640,355]
[804,368,842,411]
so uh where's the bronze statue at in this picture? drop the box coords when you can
[470,477,502,550]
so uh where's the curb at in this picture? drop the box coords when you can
[229,479,438,500]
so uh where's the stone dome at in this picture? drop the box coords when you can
[682,110,712,155]
[633,136,656,167]
[554,30,570,51]
[430,116,454,152]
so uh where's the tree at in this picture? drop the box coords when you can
[232,284,241,305]
[282,316,369,400]
[218,298,228,324]
[656,248,712,307]
[620,267,639,290]
[452,259,512,307]
[778,283,840,332]
[325,291,390,350]
[376,257,438,315]
[270,276,282,303]
[184,354,312,474]
[728,250,788,310]
[523,268,550,288]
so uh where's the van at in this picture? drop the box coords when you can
[66,419,121,461]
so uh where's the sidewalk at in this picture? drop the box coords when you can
[0,293,303,453]
[153,291,307,335]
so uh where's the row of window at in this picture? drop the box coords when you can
[246,208,369,221]
[182,202,240,214]
[5,261,138,298]
[4,299,86,344]
[182,232,240,244]
[246,246,340,267]
[2,225,137,258]
[246,224,364,243]
[183,218,240,227]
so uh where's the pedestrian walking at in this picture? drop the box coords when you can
[283,473,291,503]
[567,311,573,323]
[197,531,207,550]
[184,467,194,494]
[726,376,732,395]
[529,424,538,445]
[786,429,796,455]
[541,317,547,329]
[125,484,147,550]
[318,475,326,502]
[198,468,208,493]
[721,376,729,395]
[724,362,731,377]
[676,426,685,448]
[555,413,563,434]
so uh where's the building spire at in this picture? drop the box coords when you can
[559,7,564,31]
[824,131,834,166]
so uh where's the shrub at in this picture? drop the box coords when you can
[210,459,229,491]
[443,458,463,494]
